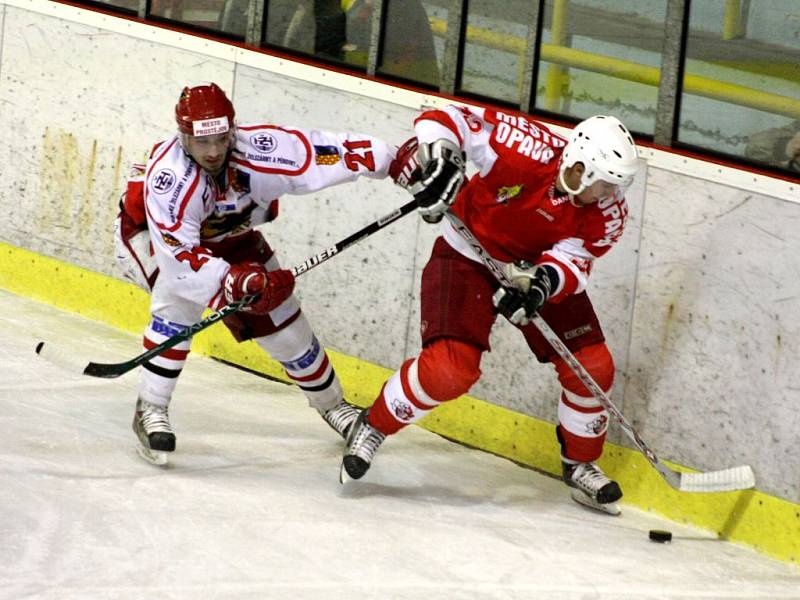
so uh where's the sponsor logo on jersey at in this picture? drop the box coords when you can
[152,169,177,194]
[390,398,414,421]
[250,132,277,154]
[493,112,565,164]
[536,208,555,222]
[593,195,626,247]
[314,145,341,166]
[245,153,299,168]
[161,232,182,247]
[548,185,569,206]
[496,184,523,204]
[166,166,195,222]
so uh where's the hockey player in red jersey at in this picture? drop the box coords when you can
[341,104,639,514]
[114,83,405,465]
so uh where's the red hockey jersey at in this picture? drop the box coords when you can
[414,105,628,302]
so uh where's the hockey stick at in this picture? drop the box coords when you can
[36,198,419,379]
[444,210,755,493]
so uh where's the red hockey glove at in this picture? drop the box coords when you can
[223,262,295,314]
[388,137,422,190]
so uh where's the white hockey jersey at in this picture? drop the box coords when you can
[142,124,395,308]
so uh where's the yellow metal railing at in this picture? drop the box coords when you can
[429,18,800,119]
[723,0,745,40]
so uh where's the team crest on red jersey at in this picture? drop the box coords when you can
[496,184,523,204]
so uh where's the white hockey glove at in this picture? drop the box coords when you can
[412,139,466,224]
[493,262,559,326]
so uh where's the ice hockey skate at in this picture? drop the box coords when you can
[132,398,176,466]
[563,461,622,516]
[340,409,386,483]
[318,399,359,439]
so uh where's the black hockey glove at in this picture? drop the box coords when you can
[412,139,466,224]
[493,263,559,326]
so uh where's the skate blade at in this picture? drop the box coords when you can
[570,489,621,516]
[339,462,351,485]
[135,443,169,467]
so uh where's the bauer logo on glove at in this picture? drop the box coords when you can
[389,137,422,190]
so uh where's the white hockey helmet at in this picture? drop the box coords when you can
[558,115,639,196]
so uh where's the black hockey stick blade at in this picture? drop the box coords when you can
[83,359,139,379]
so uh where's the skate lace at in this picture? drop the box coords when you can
[323,402,359,436]
[141,403,173,434]
[350,420,386,461]
[573,463,609,493]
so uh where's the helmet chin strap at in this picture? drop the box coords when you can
[558,163,586,196]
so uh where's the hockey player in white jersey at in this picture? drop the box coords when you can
[114,83,404,465]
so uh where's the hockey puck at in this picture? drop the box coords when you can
[35,341,44,354]
[649,529,672,543]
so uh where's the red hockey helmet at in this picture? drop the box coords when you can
[175,83,235,136]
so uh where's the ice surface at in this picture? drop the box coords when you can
[0,290,797,599]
